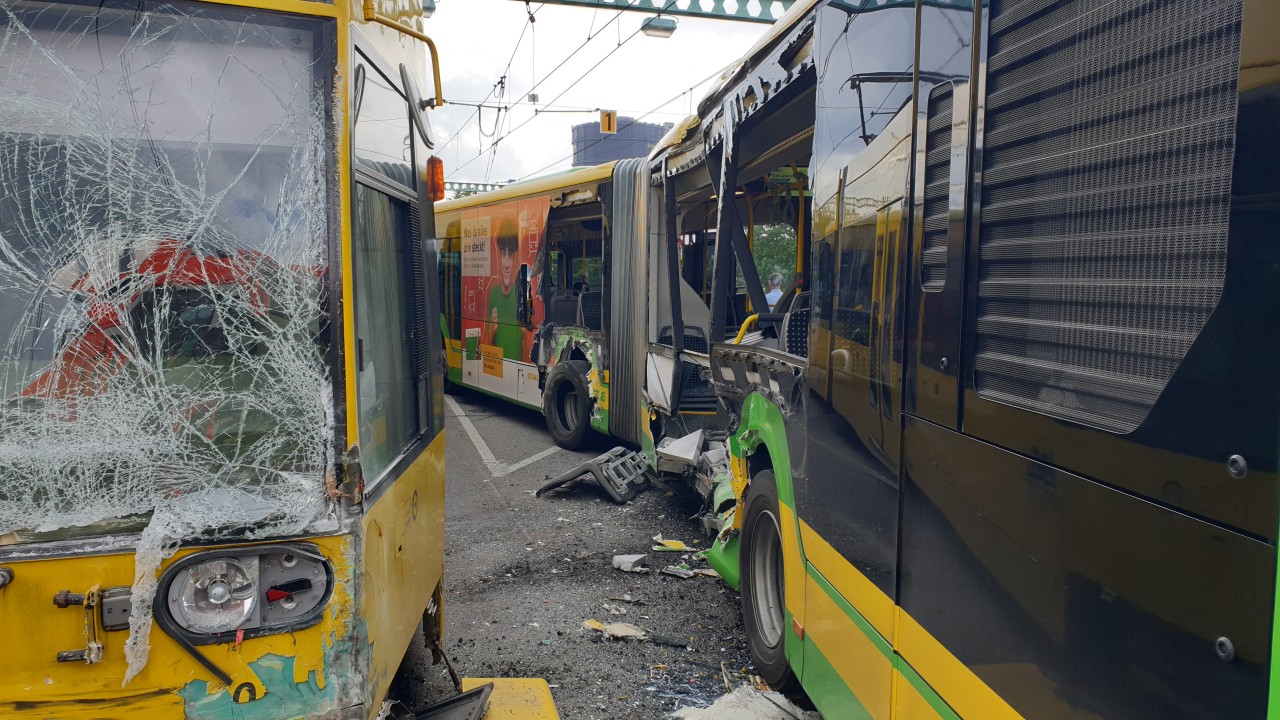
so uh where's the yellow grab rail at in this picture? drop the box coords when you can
[732,314,759,345]
[361,0,446,108]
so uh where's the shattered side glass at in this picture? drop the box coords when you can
[0,0,335,680]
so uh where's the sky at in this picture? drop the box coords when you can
[425,0,775,186]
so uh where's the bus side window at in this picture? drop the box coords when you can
[353,184,421,483]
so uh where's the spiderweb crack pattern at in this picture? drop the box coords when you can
[0,1,335,683]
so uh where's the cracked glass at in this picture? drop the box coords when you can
[0,0,335,680]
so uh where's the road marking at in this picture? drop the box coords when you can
[496,445,562,477]
[445,395,502,474]
[445,395,562,477]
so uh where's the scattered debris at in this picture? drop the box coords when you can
[612,553,649,572]
[671,684,822,720]
[661,565,696,579]
[652,535,693,552]
[649,634,690,649]
[608,593,643,604]
[582,619,648,641]
[691,568,721,579]
[536,447,650,503]
[657,429,704,470]
[602,603,628,616]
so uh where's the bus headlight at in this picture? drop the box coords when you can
[171,557,258,634]
[156,544,333,645]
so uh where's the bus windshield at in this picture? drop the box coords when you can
[0,0,334,545]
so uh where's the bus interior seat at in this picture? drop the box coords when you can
[578,289,603,331]
[548,291,578,326]
[783,291,810,357]
[658,325,709,354]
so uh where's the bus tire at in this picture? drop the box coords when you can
[543,359,593,450]
[740,468,800,694]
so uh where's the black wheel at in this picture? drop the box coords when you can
[543,359,593,450]
[740,469,800,693]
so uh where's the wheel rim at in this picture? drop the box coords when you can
[557,385,579,431]
[750,508,785,648]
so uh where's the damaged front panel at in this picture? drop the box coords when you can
[0,0,338,698]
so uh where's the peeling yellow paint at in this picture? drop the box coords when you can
[0,533,357,717]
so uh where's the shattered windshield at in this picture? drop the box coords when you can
[0,0,335,548]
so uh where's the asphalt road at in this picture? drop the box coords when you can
[404,388,753,720]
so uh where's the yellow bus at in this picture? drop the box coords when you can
[0,1,554,717]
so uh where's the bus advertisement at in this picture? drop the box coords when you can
[454,195,550,398]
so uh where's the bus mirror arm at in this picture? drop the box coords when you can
[362,1,445,109]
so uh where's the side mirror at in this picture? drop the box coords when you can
[517,265,533,327]
[399,63,435,150]
[353,64,366,126]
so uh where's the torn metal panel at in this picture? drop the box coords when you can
[656,429,704,467]
[0,0,336,682]
[709,346,805,419]
[545,327,611,433]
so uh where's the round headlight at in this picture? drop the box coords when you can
[172,557,258,634]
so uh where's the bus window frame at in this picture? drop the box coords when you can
[349,39,440,502]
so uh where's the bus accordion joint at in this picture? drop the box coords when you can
[361,0,445,109]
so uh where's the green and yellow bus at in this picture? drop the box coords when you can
[647,0,1280,718]
[0,1,555,717]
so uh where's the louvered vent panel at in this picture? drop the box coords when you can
[409,202,431,378]
[975,0,1242,433]
[921,83,954,292]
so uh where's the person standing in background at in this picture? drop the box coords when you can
[765,272,784,310]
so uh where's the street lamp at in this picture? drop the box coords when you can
[640,16,677,38]
[421,0,436,18]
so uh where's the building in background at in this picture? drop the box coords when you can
[571,118,672,166]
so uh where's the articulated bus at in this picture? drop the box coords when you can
[661,0,1280,718]
[0,1,554,717]
[437,153,803,455]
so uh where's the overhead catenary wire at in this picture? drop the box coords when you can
[451,0,678,179]
[511,62,729,182]
[440,1,631,162]
[437,3,544,155]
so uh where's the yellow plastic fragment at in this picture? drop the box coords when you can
[462,677,560,720]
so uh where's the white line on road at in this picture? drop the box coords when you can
[495,445,561,477]
[445,395,562,477]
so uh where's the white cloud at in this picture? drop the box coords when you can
[426,0,767,183]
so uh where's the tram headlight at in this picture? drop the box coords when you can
[171,557,258,634]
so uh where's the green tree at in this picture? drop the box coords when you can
[751,223,798,287]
